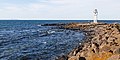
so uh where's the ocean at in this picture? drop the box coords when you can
[0,20,120,60]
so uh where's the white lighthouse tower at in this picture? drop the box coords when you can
[93,9,98,23]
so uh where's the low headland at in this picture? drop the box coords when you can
[42,22,120,60]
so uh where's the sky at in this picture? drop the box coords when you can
[0,0,120,20]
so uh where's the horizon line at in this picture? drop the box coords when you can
[0,19,120,20]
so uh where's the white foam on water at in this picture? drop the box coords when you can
[47,30,55,34]
[37,25,41,26]
[42,42,47,44]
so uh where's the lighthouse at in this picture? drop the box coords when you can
[93,9,98,23]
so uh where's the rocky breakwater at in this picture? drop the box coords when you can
[57,22,120,60]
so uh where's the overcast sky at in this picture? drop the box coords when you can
[0,0,120,20]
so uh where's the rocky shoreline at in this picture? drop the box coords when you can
[42,22,120,60]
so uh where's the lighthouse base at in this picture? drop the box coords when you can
[94,16,98,23]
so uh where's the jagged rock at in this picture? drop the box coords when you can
[115,40,120,46]
[91,42,99,53]
[57,23,120,60]
[100,45,111,52]
[107,37,114,42]
[113,48,120,54]
[76,52,81,57]
[82,43,90,50]
[107,55,120,60]
[68,49,79,57]
[68,55,86,60]
[56,55,68,60]
[68,56,78,60]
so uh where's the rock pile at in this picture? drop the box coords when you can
[57,23,120,60]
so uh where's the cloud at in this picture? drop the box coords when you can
[0,0,120,19]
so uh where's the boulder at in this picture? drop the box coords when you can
[68,56,78,60]
[79,51,88,57]
[100,45,111,52]
[107,55,120,60]
[113,48,120,54]
[56,55,68,60]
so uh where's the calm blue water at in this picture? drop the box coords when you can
[0,20,120,60]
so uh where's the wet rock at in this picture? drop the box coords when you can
[68,49,78,57]
[56,55,68,60]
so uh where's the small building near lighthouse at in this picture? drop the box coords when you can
[93,9,98,23]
